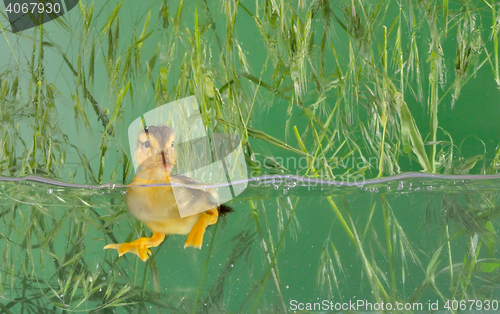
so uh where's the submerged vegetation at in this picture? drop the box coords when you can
[1,0,500,312]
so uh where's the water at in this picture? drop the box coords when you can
[2,0,500,312]
[1,174,499,312]
[4,171,500,195]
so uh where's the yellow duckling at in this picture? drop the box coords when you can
[104,125,232,261]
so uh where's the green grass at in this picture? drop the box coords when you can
[1,0,500,312]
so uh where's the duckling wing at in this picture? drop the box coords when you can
[170,174,220,217]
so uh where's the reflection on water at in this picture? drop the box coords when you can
[3,171,500,194]
[0,174,499,312]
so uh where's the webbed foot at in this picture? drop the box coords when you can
[104,232,165,261]
[184,208,219,249]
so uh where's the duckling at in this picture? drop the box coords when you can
[104,125,232,261]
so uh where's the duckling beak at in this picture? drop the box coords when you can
[160,151,173,172]
[136,150,175,175]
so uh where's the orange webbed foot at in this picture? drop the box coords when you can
[104,232,165,261]
[184,208,219,249]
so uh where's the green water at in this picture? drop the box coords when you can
[2,0,500,312]
[1,175,500,312]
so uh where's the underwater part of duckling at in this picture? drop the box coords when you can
[104,125,233,261]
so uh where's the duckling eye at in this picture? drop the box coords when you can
[144,140,151,148]
[170,141,174,148]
